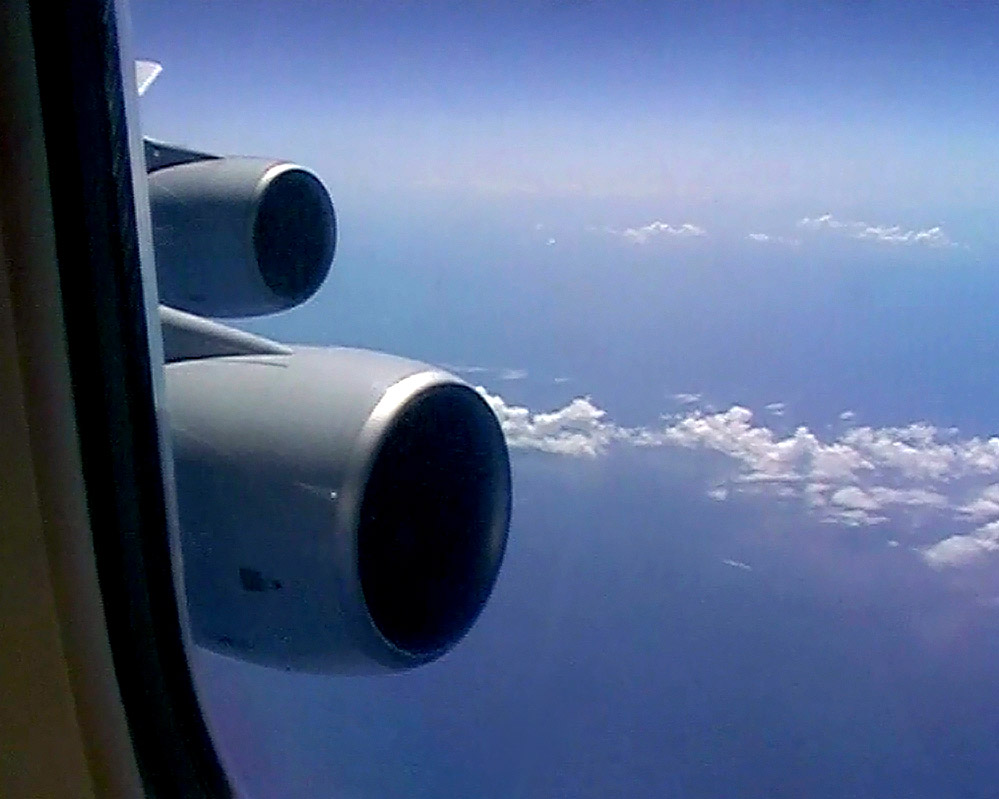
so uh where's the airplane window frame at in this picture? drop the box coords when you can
[18,0,231,794]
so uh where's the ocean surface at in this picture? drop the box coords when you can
[195,196,999,798]
[194,447,999,799]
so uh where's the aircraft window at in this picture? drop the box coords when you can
[132,3,999,798]
[16,0,230,794]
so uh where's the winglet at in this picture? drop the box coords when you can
[135,60,162,96]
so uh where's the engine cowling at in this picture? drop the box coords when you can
[149,157,336,317]
[165,347,511,674]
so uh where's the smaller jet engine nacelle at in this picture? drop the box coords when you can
[165,348,511,674]
[148,157,336,317]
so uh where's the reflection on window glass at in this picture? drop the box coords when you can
[134,2,999,797]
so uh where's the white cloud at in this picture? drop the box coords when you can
[478,388,999,568]
[479,393,616,457]
[722,558,752,571]
[447,364,489,374]
[817,485,947,526]
[747,233,801,246]
[546,237,556,246]
[923,535,999,569]
[867,487,948,508]
[765,402,786,416]
[798,213,958,248]
[798,213,848,231]
[824,508,889,527]
[672,392,702,405]
[854,225,952,246]
[446,365,529,381]
[498,368,528,381]
[604,221,707,244]
[831,486,881,512]
[485,393,999,490]
[957,484,999,521]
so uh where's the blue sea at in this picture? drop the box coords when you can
[202,193,999,795]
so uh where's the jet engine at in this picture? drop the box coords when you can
[152,145,511,675]
[148,154,336,317]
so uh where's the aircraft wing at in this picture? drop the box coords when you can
[135,59,162,96]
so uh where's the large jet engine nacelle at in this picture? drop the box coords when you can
[165,348,511,674]
[149,157,336,317]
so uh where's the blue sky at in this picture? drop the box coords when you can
[133,2,999,797]
[135,1,999,214]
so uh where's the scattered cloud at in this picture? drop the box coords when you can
[478,388,999,569]
[602,221,707,244]
[480,394,614,457]
[923,532,999,569]
[830,486,882,512]
[446,365,528,381]
[747,233,801,246]
[856,225,951,246]
[446,364,490,374]
[798,213,958,248]
[498,368,528,381]
[546,237,557,246]
[722,558,753,571]
[798,214,849,231]
[839,410,857,422]
[765,402,786,416]
[957,484,999,521]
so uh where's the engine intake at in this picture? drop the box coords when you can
[149,157,336,317]
[166,348,511,674]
